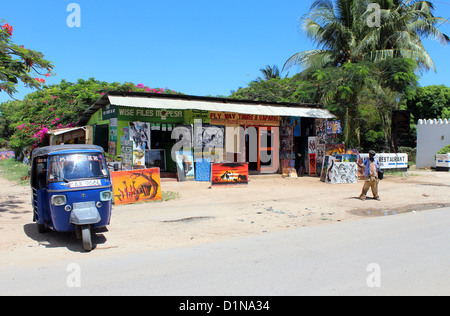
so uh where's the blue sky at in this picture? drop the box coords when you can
[1,0,450,103]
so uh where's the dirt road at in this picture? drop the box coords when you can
[1,169,449,265]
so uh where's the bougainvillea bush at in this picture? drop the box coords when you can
[1,78,180,153]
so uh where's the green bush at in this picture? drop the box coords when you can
[437,145,450,155]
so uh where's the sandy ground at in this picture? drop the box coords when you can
[0,168,449,266]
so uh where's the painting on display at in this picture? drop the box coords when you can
[129,122,150,167]
[290,117,301,137]
[129,122,150,150]
[309,153,316,175]
[320,155,335,182]
[325,143,345,156]
[120,140,133,170]
[325,162,358,184]
[195,158,211,182]
[0,151,15,161]
[316,119,327,144]
[193,125,225,149]
[111,168,162,205]
[211,163,249,186]
[282,167,298,178]
[176,151,195,181]
[308,136,318,154]
[326,120,342,134]
[308,136,318,176]
[280,117,294,177]
[316,144,325,169]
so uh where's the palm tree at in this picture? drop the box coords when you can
[257,65,282,81]
[283,0,449,72]
[283,0,448,149]
[283,0,367,72]
[359,0,450,72]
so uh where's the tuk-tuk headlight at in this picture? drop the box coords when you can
[100,190,112,201]
[51,195,67,206]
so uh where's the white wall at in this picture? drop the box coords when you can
[416,119,450,168]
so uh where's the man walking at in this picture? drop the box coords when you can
[357,150,380,200]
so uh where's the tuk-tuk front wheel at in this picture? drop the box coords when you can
[80,225,92,252]
[37,222,47,233]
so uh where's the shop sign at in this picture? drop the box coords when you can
[102,105,117,120]
[360,153,408,170]
[117,107,184,123]
[209,112,279,126]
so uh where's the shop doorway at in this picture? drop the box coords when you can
[245,126,279,173]
[94,124,109,152]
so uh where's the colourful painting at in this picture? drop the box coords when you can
[111,168,162,205]
[320,155,335,182]
[326,120,342,134]
[309,153,316,175]
[211,163,249,186]
[195,158,211,182]
[325,143,345,156]
[282,167,298,178]
[0,151,15,161]
[176,150,195,181]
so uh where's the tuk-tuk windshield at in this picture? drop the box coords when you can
[48,153,109,182]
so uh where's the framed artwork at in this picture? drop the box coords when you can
[195,158,211,182]
[111,168,162,205]
[176,150,195,181]
[211,163,249,186]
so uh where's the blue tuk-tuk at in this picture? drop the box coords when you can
[31,144,113,251]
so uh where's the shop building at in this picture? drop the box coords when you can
[78,92,335,176]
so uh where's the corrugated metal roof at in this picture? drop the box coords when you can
[48,126,86,136]
[107,95,335,119]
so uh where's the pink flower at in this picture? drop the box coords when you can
[16,123,26,130]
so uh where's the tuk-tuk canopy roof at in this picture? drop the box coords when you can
[32,144,104,158]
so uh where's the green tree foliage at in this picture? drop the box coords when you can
[0,19,55,98]
[404,85,450,121]
[257,65,282,81]
[230,77,319,104]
